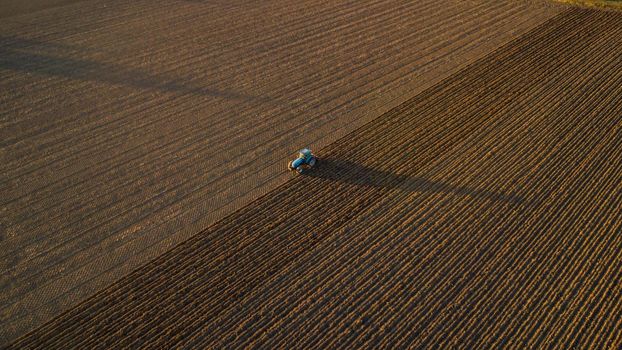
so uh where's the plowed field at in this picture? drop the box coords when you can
[6,6,622,348]
[0,0,565,343]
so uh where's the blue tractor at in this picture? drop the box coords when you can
[288,148,318,173]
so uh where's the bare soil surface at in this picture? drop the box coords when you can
[6,6,622,348]
[0,0,88,19]
[0,0,565,343]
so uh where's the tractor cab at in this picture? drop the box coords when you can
[298,148,312,161]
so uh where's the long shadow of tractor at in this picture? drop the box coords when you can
[296,156,525,206]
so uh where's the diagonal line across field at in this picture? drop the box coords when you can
[6,5,621,348]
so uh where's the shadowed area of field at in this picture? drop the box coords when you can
[0,37,278,103]
[306,158,526,205]
[0,0,88,18]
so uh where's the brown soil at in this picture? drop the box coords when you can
[5,6,622,348]
[0,0,88,18]
[0,0,564,343]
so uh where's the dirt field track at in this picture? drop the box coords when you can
[1,0,568,343]
[5,5,621,348]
